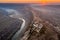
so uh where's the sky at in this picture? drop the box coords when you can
[0,0,60,5]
